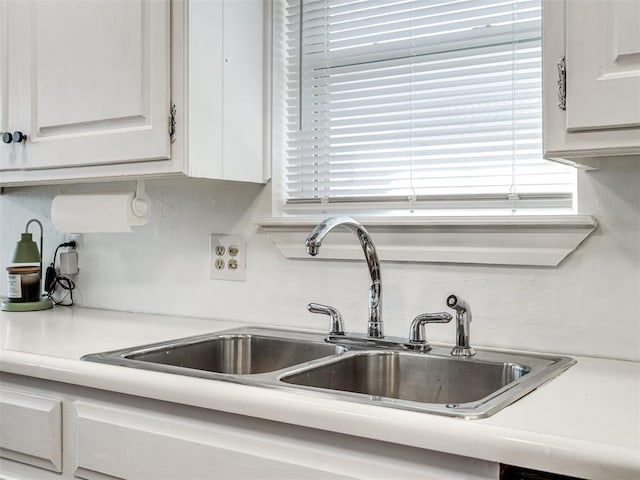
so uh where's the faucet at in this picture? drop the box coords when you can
[305,216,383,338]
[408,312,453,351]
[447,294,475,357]
[307,303,344,336]
[305,217,463,353]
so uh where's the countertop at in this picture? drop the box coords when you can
[1,307,638,480]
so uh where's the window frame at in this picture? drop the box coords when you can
[262,0,596,267]
[280,0,576,215]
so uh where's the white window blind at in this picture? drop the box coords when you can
[281,0,576,214]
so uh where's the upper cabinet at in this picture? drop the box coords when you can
[0,0,171,174]
[0,0,268,186]
[543,0,640,167]
[185,0,267,183]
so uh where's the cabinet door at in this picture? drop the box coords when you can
[0,0,170,173]
[565,0,640,132]
[0,388,62,473]
[0,0,26,172]
[542,0,640,164]
[187,0,267,183]
[70,400,498,480]
[71,401,356,480]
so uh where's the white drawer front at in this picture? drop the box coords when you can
[71,400,498,480]
[0,388,62,472]
[71,401,355,480]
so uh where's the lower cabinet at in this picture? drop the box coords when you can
[71,401,355,480]
[0,373,501,480]
[0,387,62,473]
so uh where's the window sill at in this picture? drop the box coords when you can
[257,215,598,266]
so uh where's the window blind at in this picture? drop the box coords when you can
[281,0,576,214]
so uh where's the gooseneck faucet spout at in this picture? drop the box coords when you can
[305,216,383,338]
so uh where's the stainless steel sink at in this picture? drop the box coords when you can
[280,351,530,405]
[125,333,340,375]
[83,327,575,418]
[83,328,344,377]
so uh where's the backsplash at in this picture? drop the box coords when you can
[1,161,639,361]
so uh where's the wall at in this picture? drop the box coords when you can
[1,161,639,361]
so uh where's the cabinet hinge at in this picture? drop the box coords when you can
[169,104,177,143]
[557,56,567,111]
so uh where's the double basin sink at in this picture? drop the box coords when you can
[82,327,575,419]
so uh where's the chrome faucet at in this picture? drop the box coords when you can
[447,294,475,357]
[408,311,453,349]
[305,217,463,353]
[305,216,383,338]
[307,303,344,336]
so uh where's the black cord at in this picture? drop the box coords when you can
[46,241,77,307]
[47,274,75,306]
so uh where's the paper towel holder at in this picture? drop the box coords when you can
[50,180,152,233]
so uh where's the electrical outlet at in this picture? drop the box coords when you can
[66,233,82,249]
[209,235,246,281]
[63,233,81,274]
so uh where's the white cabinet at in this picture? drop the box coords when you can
[0,0,268,186]
[0,387,62,473]
[0,0,171,172]
[71,401,355,480]
[187,0,267,183]
[0,374,499,480]
[543,0,640,167]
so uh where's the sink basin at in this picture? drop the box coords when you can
[125,334,340,375]
[280,351,530,404]
[83,328,343,377]
[83,327,575,418]
[279,348,573,417]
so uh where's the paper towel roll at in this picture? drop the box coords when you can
[51,193,150,233]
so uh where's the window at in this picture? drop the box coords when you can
[276,0,576,216]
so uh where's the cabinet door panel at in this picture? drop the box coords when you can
[1,0,170,172]
[0,0,29,172]
[36,1,145,129]
[0,0,9,137]
[0,388,62,473]
[71,401,356,480]
[566,0,640,131]
[221,0,265,182]
[70,400,498,480]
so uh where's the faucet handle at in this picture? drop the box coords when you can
[307,303,344,336]
[407,312,452,350]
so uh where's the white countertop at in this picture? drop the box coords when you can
[1,307,638,480]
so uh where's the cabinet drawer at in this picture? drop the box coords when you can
[0,388,62,472]
[71,400,497,480]
[71,401,355,480]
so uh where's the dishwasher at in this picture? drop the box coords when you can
[501,465,586,480]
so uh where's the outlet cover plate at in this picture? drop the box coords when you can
[209,235,246,281]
